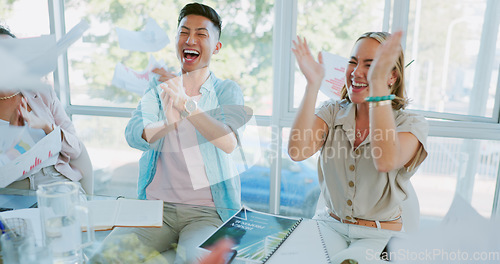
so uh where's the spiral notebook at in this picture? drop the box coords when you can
[265,219,332,264]
[200,206,304,263]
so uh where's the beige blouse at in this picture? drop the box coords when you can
[316,99,428,222]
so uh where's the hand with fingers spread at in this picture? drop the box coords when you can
[367,31,403,91]
[292,36,325,87]
[152,67,178,83]
[17,97,54,134]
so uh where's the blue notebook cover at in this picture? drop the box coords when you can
[200,206,302,263]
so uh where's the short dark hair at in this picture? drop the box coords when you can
[0,25,16,38]
[178,2,222,39]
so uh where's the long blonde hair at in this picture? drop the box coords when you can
[340,32,407,110]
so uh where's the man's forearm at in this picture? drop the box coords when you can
[187,108,237,154]
[142,120,177,144]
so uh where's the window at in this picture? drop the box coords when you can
[415,137,500,219]
[1,0,53,85]
[293,0,386,109]
[7,0,498,221]
[405,0,500,121]
[64,0,274,115]
[1,0,51,38]
[72,115,141,197]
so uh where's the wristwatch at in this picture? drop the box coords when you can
[181,98,197,118]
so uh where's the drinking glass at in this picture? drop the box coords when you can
[37,182,94,264]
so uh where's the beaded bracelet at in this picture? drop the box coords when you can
[364,94,395,102]
[369,100,392,108]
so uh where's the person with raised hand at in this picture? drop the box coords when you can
[98,3,246,264]
[289,32,428,263]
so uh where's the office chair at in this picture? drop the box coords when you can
[70,142,94,195]
[401,181,420,233]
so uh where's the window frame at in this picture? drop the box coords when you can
[46,0,500,218]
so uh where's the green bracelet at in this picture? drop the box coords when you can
[364,94,395,102]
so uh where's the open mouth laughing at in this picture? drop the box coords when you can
[351,80,368,92]
[183,49,200,62]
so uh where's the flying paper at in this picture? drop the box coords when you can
[0,47,47,91]
[0,19,90,91]
[116,18,169,52]
[112,55,167,95]
[0,20,89,77]
[319,51,349,100]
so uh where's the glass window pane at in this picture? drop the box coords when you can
[405,0,499,118]
[414,137,499,227]
[1,0,50,38]
[64,0,274,115]
[72,115,141,198]
[294,0,386,108]
[280,128,320,218]
[1,0,54,85]
[239,126,272,212]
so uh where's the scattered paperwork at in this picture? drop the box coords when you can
[319,51,348,101]
[116,18,169,52]
[0,20,89,90]
[112,55,167,95]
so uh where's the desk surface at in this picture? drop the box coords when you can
[0,187,353,264]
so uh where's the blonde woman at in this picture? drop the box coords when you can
[289,32,428,262]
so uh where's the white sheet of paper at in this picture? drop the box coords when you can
[55,20,90,55]
[0,40,52,91]
[0,19,89,84]
[267,219,330,264]
[0,126,62,187]
[116,18,169,52]
[319,51,348,100]
[27,19,90,77]
[0,126,36,166]
[0,35,55,67]
[112,55,166,95]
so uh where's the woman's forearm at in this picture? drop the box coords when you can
[288,82,325,161]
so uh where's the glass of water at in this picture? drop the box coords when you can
[37,182,94,264]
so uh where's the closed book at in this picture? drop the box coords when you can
[86,199,163,231]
